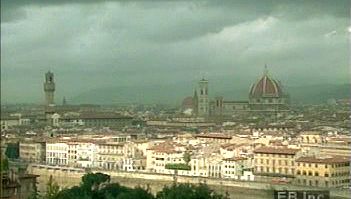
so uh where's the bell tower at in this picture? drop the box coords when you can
[44,71,55,106]
[197,78,209,117]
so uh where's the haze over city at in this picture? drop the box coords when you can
[1,0,350,105]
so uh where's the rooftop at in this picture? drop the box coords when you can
[296,156,349,164]
[254,146,299,155]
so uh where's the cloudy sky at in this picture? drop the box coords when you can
[1,0,350,104]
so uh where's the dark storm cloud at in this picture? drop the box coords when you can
[1,0,350,104]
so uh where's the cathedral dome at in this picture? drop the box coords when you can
[249,68,283,98]
[181,96,194,110]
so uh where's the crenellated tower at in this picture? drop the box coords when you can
[44,71,55,106]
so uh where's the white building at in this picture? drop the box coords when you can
[46,142,69,166]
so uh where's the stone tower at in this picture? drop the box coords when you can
[196,78,209,117]
[44,71,55,106]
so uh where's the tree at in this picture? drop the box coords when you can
[46,175,60,199]
[53,186,89,199]
[50,173,227,199]
[156,183,227,199]
[183,152,191,165]
[116,187,154,199]
[0,158,9,172]
[81,172,110,194]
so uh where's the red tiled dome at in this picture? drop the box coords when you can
[181,96,194,109]
[249,73,283,98]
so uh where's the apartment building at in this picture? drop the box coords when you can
[253,146,300,178]
[295,156,350,188]
[94,142,125,170]
[222,157,250,179]
[19,141,46,163]
[195,133,232,144]
[46,142,69,166]
[146,141,187,173]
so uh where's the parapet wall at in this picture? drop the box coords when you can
[27,164,349,199]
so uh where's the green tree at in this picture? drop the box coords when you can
[81,173,110,194]
[0,158,9,172]
[156,183,227,199]
[53,186,89,199]
[183,152,191,165]
[45,175,60,199]
[116,187,154,199]
[5,143,19,159]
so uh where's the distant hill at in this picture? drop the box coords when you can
[287,84,350,104]
[70,83,350,105]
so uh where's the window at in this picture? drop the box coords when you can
[315,172,319,176]
[325,173,329,177]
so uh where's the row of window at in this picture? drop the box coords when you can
[255,166,293,174]
[297,179,350,187]
[297,162,350,168]
[256,159,294,166]
[255,154,292,158]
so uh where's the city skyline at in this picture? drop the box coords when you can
[1,0,350,104]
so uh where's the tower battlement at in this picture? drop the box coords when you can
[44,71,55,106]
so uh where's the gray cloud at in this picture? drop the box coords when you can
[1,0,349,104]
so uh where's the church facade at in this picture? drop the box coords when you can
[182,67,290,117]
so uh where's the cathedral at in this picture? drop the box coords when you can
[182,66,290,116]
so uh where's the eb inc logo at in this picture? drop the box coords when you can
[274,190,330,199]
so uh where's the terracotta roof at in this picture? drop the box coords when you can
[64,112,132,120]
[296,156,350,164]
[221,143,245,150]
[254,146,299,155]
[181,96,194,109]
[249,72,283,98]
[195,133,232,139]
[147,142,182,154]
[223,157,247,161]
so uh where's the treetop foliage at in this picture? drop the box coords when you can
[34,173,228,199]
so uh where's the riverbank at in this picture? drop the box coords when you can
[27,164,349,199]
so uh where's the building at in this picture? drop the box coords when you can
[60,112,133,128]
[295,156,350,188]
[195,133,232,144]
[222,157,253,180]
[194,78,210,117]
[1,114,21,131]
[43,71,55,106]
[248,66,289,112]
[253,146,300,178]
[46,142,69,166]
[189,66,290,117]
[94,142,125,170]
[1,170,39,199]
[146,141,187,173]
[19,141,46,163]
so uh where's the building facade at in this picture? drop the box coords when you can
[188,66,290,117]
[253,146,300,178]
[19,141,46,163]
[295,156,350,188]
[195,78,210,117]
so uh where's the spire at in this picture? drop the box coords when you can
[264,64,268,75]
[62,96,67,105]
